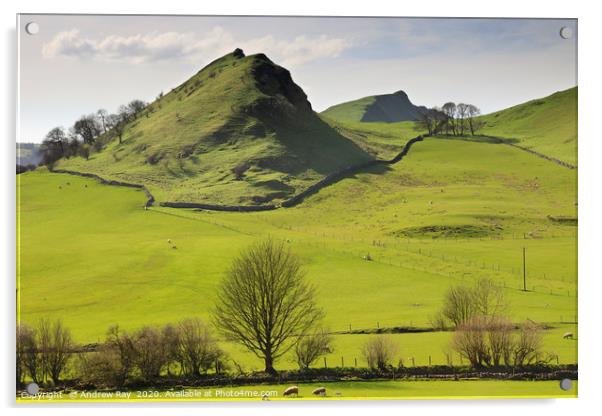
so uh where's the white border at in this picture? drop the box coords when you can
[3,1,601,415]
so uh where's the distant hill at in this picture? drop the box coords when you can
[479,87,577,166]
[17,143,42,166]
[321,90,427,123]
[58,49,373,205]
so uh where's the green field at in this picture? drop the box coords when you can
[17,131,577,380]
[479,87,577,166]
[16,379,577,402]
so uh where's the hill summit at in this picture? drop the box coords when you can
[321,90,427,123]
[57,49,373,205]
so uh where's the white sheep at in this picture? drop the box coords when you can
[283,386,298,397]
[312,387,326,396]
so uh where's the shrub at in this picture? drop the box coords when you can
[362,335,399,371]
[442,278,507,328]
[452,316,546,368]
[294,329,332,370]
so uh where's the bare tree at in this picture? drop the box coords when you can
[213,239,323,374]
[73,114,101,144]
[20,325,41,384]
[487,316,514,366]
[105,325,137,386]
[513,321,543,366]
[127,99,148,117]
[452,317,545,368]
[294,329,332,370]
[441,279,508,328]
[40,127,68,167]
[97,109,109,133]
[442,285,477,327]
[112,106,133,144]
[415,108,442,136]
[175,318,223,377]
[456,103,469,136]
[466,104,482,135]
[472,278,507,319]
[451,315,490,367]
[362,335,399,371]
[16,323,36,386]
[441,102,457,135]
[161,324,180,376]
[43,319,73,385]
[133,326,167,381]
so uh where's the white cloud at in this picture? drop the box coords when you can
[42,27,351,67]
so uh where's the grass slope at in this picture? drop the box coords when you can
[321,91,424,123]
[18,134,577,374]
[57,50,372,205]
[479,87,577,165]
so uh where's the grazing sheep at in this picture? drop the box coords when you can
[167,239,172,244]
[283,386,298,397]
[362,254,372,261]
[312,387,326,396]
[563,332,574,340]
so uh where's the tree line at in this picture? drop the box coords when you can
[415,102,485,136]
[39,99,149,168]
[17,240,553,389]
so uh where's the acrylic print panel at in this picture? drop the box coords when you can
[16,14,577,402]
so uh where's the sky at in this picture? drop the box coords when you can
[18,15,577,141]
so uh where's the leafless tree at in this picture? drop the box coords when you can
[17,323,36,385]
[133,326,167,381]
[513,321,543,367]
[472,278,507,319]
[127,99,148,117]
[213,239,323,374]
[415,108,443,136]
[442,285,477,328]
[451,315,490,367]
[97,109,109,133]
[362,335,399,371]
[452,317,545,368]
[73,114,101,144]
[176,318,223,377]
[487,316,514,366]
[105,325,137,386]
[441,102,457,135]
[40,127,68,167]
[294,329,332,370]
[161,323,180,376]
[44,319,73,385]
[466,104,482,135]
[456,103,469,136]
[441,279,508,328]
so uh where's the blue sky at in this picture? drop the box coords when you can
[19,15,577,141]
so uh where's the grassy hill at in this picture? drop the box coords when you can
[57,49,372,205]
[321,90,426,123]
[479,87,577,166]
[18,134,577,371]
